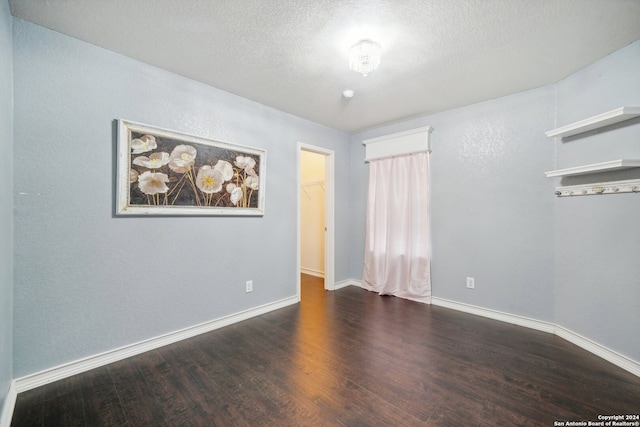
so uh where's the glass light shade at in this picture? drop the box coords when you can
[349,40,381,76]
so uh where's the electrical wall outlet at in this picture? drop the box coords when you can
[466,277,475,289]
[246,280,253,293]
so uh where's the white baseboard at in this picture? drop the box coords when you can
[334,279,361,290]
[0,381,17,427]
[431,297,556,334]
[555,325,640,378]
[431,296,640,378]
[14,296,298,393]
[300,268,324,278]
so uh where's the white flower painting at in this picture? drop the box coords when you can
[117,120,265,216]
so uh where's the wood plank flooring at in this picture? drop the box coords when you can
[11,275,640,426]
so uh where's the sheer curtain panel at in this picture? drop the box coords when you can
[362,152,431,303]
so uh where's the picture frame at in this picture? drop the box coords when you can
[116,119,266,216]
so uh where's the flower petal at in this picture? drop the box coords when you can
[196,168,224,193]
[138,171,169,195]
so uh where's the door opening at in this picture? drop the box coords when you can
[297,143,335,300]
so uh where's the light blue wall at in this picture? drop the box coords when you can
[553,40,640,361]
[0,0,13,412]
[351,88,556,321]
[350,39,640,363]
[9,13,640,380]
[12,19,351,377]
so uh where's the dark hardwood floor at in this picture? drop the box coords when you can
[11,275,640,426]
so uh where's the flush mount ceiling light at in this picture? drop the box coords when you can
[349,39,381,77]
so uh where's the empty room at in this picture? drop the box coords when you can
[1,1,640,426]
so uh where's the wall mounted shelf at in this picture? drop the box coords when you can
[554,179,640,197]
[545,106,640,138]
[544,159,640,178]
[301,180,325,200]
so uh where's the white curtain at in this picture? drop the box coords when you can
[362,151,431,304]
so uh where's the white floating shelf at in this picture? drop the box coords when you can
[545,106,640,138]
[545,159,640,178]
[554,179,640,197]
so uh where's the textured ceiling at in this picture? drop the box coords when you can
[9,0,640,133]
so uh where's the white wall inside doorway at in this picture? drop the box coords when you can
[300,150,326,277]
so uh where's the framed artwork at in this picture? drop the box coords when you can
[116,119,266,216]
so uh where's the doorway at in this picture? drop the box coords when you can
[297,143,335,299]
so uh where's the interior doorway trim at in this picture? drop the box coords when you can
[297,142,335,297]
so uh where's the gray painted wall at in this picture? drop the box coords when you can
[350,39,640,363]
[0,0,13,412]
[12,19,351,377]
[553,40,640,361]
[351,88,556,322]
[8,14,640,381]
